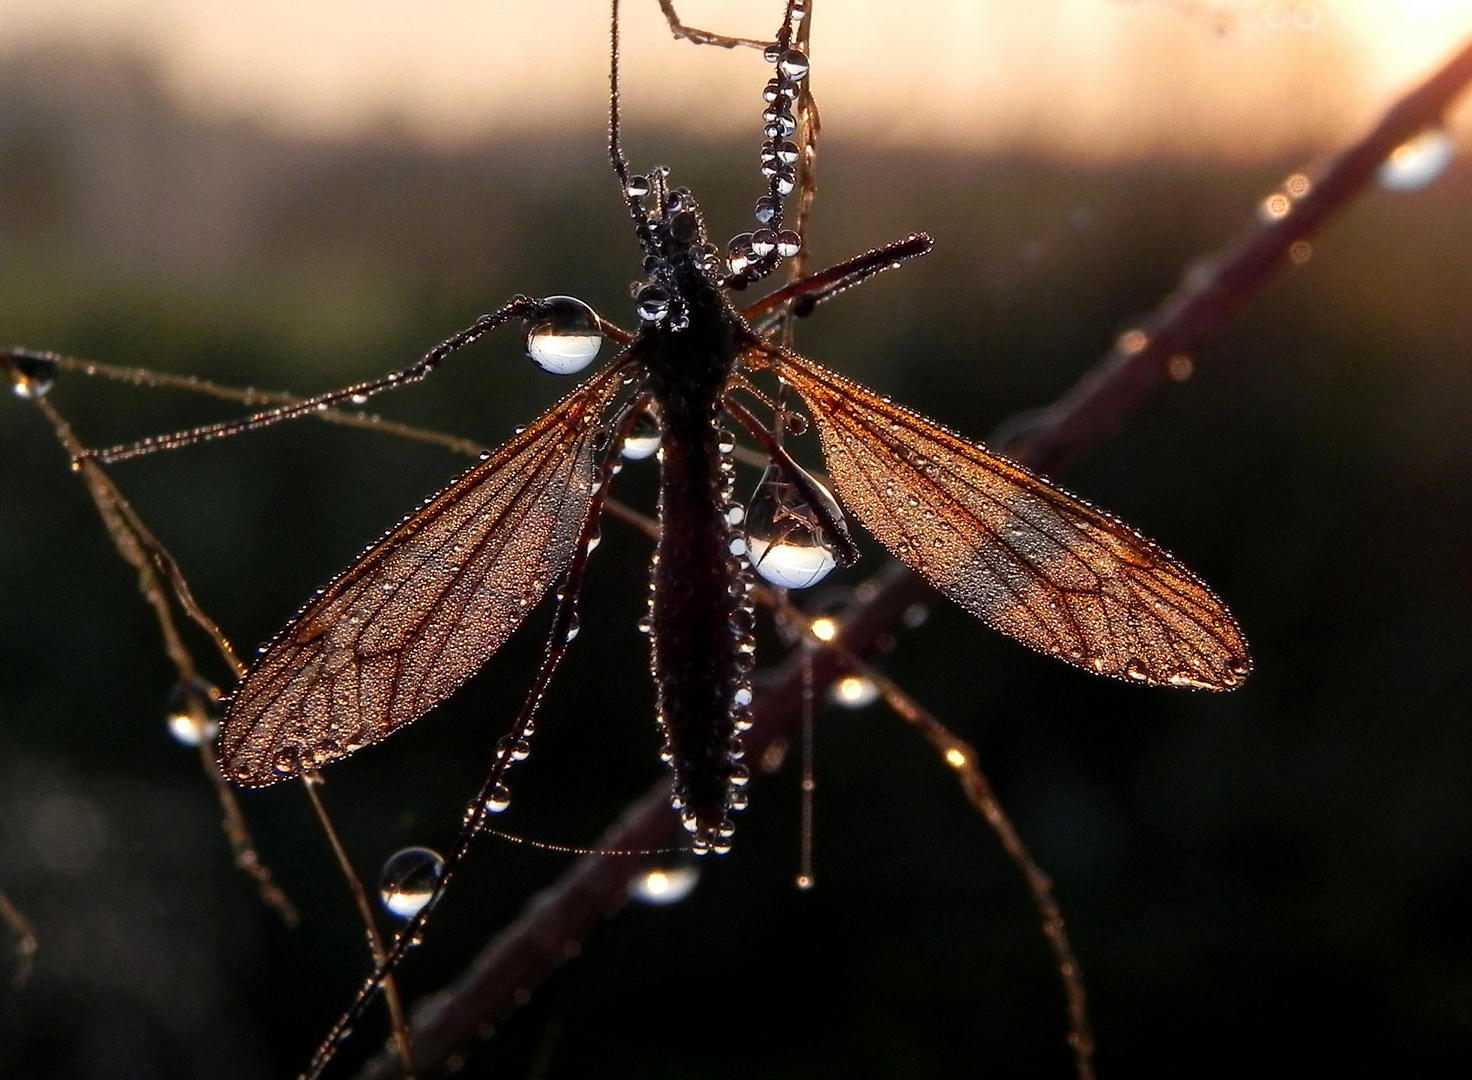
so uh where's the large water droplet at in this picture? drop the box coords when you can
[379,846,445,918]
[484,782,512,814]
[635,283,672,323]
[745,462,848,589]
[5,352,58,399]
[621,405,662,459]
[525,296,604,374]
[628,863,701,905]
[165,677,224,746]
[1378,127,1455,191]
[777,50,810,81]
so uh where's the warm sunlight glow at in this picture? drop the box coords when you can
[0,1,1470,159]
[810,617,838,643]
[944,747,968,769]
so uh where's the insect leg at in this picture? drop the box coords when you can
[80,295,622,465]
[742,233,935,333]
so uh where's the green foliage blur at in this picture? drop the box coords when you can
[2,44,1469,1078]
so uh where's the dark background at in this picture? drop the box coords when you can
[2,30,1470,1080]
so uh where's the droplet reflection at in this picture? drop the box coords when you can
[829,675,879,709]
[621,405,662,459]
[1378,127,1455,192]
[379,846,446,918]
[165,677,225,746]
[525,296,604,375]
[628,863,700,905]
[745,462,848,589]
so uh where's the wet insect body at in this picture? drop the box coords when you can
[84,7,1250,858]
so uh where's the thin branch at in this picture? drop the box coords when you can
[303,778,417,1080]
[28,395,299,925]
[0,885,37,988]
[1008,30,1472,477]
[351,28,1472,1078]
[655,0,772,50]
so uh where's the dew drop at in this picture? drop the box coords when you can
[621,405,662,459]
[165,677,224,746]
[746,462,848,589]
[829,675,880,709]
[727,232,756,275]
[773,168,797,196]
[525,296,604,375]
[628,863,701,905]
[754,196,779,225]
[750,229,777,257]
[484,783,512,814]
[1123,658,1151,682]
[634,283,672,323]
[775,230,802,258]
[764,114,797,140]
[497,735,533,763]
[349,392,369,405]
[777,49,810,81]
[5,352,58,399]
[273,747,301,775]
[776,140,800,165]
[1378,127,1455,191]
[626,174,651,198]
[378,846,445,918]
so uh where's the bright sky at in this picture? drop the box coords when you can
[1,0,1470,159]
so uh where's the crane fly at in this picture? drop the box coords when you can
[86,0,1249,859]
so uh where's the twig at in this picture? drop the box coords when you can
[1008,30,1472,477]
[656,0,772,50]
[0,885,38,988]
[303,778,418,1080]
[351,26,1472,1078]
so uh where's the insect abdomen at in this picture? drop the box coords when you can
[649,389,749,853]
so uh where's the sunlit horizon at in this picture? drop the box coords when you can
[1,0,1470,160]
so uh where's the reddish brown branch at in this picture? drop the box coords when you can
[1009,31,1472,477]
[354,29,1472,1080]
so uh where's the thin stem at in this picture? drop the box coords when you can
[0,885,38,988]
[81,299,546,465]
[303,777,417,1080]
[829,646,1095,1080]
[29,395,298,924]
[656,0,773,50]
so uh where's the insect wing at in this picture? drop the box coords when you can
[775,351,1250,689]
[221,362,629,785]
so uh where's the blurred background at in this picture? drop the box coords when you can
[2,1,1471,1076]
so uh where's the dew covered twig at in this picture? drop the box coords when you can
[303,777,418,1080]
[1007,28,1472,477]
[655,0,774,51]
[21,391,300,926]
[350,29,1472,1077]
